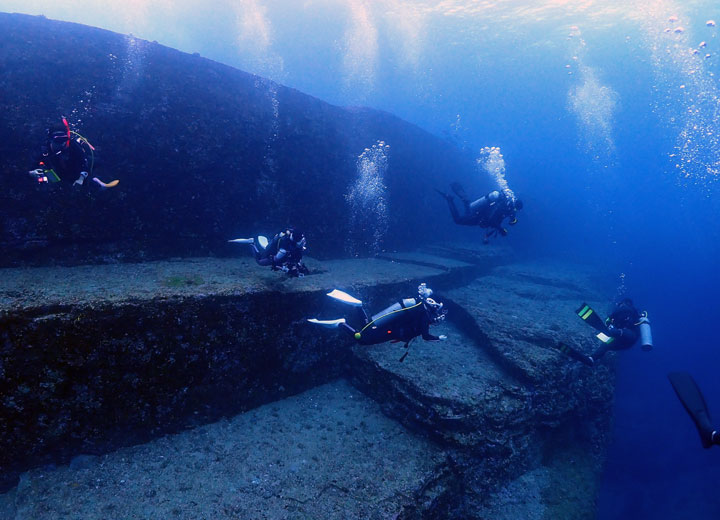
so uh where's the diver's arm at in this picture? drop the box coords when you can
[422,332,448,341]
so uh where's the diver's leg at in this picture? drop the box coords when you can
[555,342,594,366]
[252,244,273,266]
[444,196,464,224]
[356,306,370,325]
[340,321,359,337]
[590,343,610,362]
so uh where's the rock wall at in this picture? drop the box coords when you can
[0,247,615,517]
[0,253,483,491]
[0,13,480,266]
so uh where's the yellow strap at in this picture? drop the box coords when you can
[360,302,422,333]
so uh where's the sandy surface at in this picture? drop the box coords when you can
[1,380,444,520]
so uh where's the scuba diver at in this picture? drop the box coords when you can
[28,117,119,189]
[229,228,309,277]
[555,298,652,367]
[437,182,523,243]
[668,371,720,449]
[307,283,448,362]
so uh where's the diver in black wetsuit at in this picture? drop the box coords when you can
[556,298,652,367]
[589,298,641,362]
[438,182,523,243]
[229,228,309,277]
[28,117,118,189]
[668,371,720,448]
[307,283,448,362]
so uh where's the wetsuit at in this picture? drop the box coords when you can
[341,298,441,346]
[591,302,640,360]
[252,232,308,275]
[35,127,89,184]
[444,189,517,234]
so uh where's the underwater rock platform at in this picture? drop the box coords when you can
[1,247,615,518]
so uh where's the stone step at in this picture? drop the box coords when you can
[0,380,445,520]
[0,255,473,313]
[0,253,475,491]
[345,261,615,516]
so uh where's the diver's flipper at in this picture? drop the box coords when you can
[668,372,718,449]
[228,238,254,244]
[434,188,452,200]
[326,289,363,307]
[576,303,610,333]
[307,318,347,328]
[92,177,119,189]
[258,235,269,249]
[450,182,468,201]
[554,342,594,367]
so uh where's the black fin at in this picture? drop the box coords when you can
[668,372,716,449]
[554,342,594,367]
[450,182,468,201]
[435,188,451,200]
[575,303,609,333]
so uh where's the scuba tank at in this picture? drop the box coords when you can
[637,312,653,351]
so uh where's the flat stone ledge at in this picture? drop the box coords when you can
[0,380,444,520]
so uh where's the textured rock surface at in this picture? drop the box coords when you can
[1,381,445,520]
[0,252,479,491]
[350,261,615,517]
[0,13,481,266]
[0,248,615,517]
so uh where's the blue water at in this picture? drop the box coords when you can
[3,1,720,516]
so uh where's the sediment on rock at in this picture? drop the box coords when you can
[349,261,615,518]
[1,249,615,518]
[0,252,481,492]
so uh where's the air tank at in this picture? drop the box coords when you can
[638,312,653,351]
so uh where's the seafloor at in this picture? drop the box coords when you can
[0,244,615,519]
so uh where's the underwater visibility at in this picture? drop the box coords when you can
[1,1,720,519]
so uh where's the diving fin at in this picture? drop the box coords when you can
[307,318,346,328]
[668,372,718,448]
[576,303,610,333]
[228,238,254,244]
[450,181,468,201]
[92,177,119,189]
[553,342,594,367]
[326,289,363,307]
[434,188,452,200]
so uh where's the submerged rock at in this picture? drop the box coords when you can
[351,260,614,517]
[0,13,478,266]
[0,248,614,516]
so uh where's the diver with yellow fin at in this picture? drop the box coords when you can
[307,283,448,362]
[554,298,652,366]
[28,117,119,190]
[668,371,720,448]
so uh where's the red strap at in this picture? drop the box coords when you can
[62,117,70,148]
